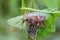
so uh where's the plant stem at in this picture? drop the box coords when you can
[22,0,24,7]
[20,7,60,14]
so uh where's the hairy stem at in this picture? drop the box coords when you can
[20,7,60,13]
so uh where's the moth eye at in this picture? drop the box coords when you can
[41,20,44,22]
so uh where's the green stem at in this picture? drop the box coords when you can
[22,0,24,7]
[20,7,60,14]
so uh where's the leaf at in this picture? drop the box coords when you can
[36,15,56,40]
[42,0,60,10]
[54,13,60,19]
[25,0,31,7]
[35,0,47,9]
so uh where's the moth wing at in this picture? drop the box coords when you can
[7,15,26,29]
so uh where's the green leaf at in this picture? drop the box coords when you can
[42,0,60,10]
[36,15,56,40]
[35,0,47,9]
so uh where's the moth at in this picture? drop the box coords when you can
[7,12,50,40]
[22,12,50,40]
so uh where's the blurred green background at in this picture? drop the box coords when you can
[0,0,60,40]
